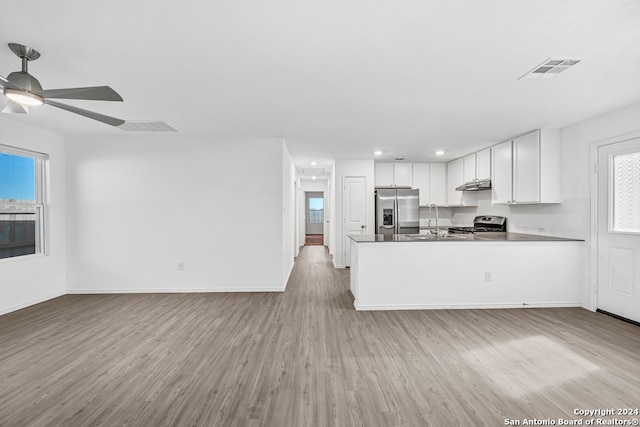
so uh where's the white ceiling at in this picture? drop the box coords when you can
[1,1,640,173]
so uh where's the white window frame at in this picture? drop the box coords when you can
[0,144,48,260]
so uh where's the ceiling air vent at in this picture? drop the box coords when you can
[117,121,178,132]
[519,57,585,80]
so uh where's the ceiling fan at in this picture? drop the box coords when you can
[0,43,125,126]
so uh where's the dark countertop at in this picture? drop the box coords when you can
[349,232,583,243]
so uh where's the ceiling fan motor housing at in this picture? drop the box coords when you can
[6,71,43,93]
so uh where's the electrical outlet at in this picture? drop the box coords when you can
[538,226,546,232]
[177,262,185,271]
[485,271,492,282]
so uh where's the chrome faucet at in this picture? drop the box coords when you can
[428,204,439,234]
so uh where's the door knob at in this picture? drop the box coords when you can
[361,225,365,229]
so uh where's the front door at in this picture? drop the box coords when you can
[344,176,366,267]
[597,138,640,323]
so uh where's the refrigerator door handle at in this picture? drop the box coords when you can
[394,197,399,234]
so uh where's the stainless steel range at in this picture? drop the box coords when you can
[448,215,507,234]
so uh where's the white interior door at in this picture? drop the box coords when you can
[597,138,640,323]
[344,176,366,267]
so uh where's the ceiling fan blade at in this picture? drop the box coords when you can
[0,74,19,90]
[45,99,125,126]
[40,86,123,101]
[2,100,29,113]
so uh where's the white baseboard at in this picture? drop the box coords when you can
[0,291,66,316]
[353,301,582,311]
[67,287,285,294]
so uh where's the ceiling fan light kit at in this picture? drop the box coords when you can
[0,42,126,126]
[4,87,44,106]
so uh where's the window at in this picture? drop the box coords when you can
[0,145,47,260]
[308,197,324,223]
[612,151,640,233]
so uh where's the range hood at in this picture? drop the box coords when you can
[455,178,492,191]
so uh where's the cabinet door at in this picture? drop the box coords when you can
[513,131,540,203]
[375,163,394,187]
[394,163,413,187]
[412,163,430,206]
[476,148,491,180]
[447,158,464,206]
[492,141,513,204]
[463,154,476,182]
[429,163,447,206]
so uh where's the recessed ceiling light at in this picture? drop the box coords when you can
[519,57,586,80]
[373,150,383,156]
[311,176,317,181]
[310,161,317,166]
[435,150,445,156]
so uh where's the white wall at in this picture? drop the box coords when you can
[282,142,296,286]
[560,100,640,308]
[65,135,293,293]
[333,159,375,268]
[0,118,67,315]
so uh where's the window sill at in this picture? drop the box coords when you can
[0,253,48,265]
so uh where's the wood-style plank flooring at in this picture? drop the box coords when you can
[1,246,640,426]
[305,234,324,246]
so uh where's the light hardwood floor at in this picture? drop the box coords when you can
[1,246,639,426]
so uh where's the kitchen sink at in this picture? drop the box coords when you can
[401,233,467,241]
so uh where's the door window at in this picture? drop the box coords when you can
[611,151,640,233]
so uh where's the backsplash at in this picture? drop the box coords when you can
[449,192,589,239]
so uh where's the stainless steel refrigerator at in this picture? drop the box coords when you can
[375,188,420,235]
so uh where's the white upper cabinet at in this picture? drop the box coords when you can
[429,163,447,206]
[476,148,491,180]
[462,149,490,182]
[513,131,540,203]
[375,163,395,187]
[463,154,476,183]
[412,163,430,206]
[491,141,514,204]
[394,163,413,187]
[447,158,464,206]
[375,162,413,187]
[447,158,478,207]
[491,129,560,205]
[411,163,447,206]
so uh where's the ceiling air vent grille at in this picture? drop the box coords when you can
[519,57,585,80]
[118,121,178,132]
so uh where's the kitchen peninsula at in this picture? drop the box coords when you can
[349,233,585,311]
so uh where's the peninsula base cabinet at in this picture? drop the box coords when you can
[492,129,560,205]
